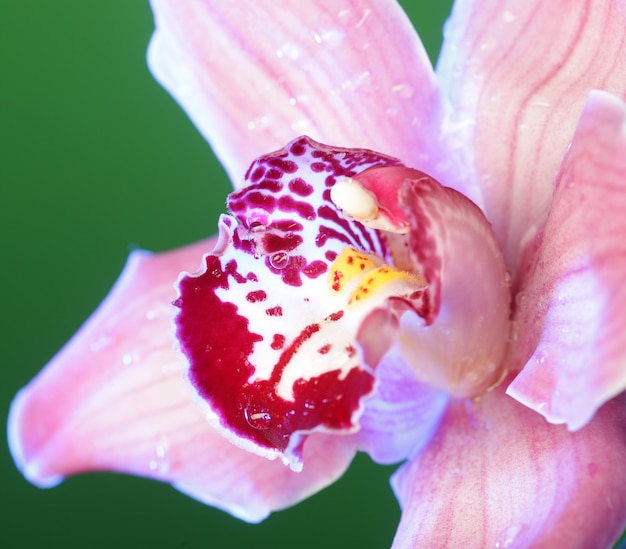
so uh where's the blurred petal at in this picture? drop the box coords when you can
[507,91,626,430]
[391,385,626,549]
[148,0,463,193]
[437,0,626,272]
[354,345,448,464]
[8,238,357,522]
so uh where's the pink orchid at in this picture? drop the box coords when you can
[8,0,626,547]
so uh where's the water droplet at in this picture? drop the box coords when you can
[90,336,111,352]
[149,435,171,475]
[502,10,516,23]
[494,525,521,548]
[277,42,301,60]
[356,8,372,28]
[392,83,414,99]
[122,353,133,366]
[269,252,289,270]
[244,405,272,430]
[311,29,344,48]
[337,8,350,20]
[534,349,548,366]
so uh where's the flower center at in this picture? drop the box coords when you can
[174,136,510,469]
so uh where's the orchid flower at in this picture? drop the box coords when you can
[8,0,626,547]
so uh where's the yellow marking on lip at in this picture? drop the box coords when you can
[328,247,380,294]
[348,266,419,305]
[329,247,424,306]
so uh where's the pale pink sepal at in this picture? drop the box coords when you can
[390,384,626,549]
[147,0,464,193]
[353,345,448,464]
[507,91,626,430]
[8,238,356,522]
[437,0,626,273]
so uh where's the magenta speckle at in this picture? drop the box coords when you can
[289,177,314,197]
[318,344,332,355]
[303,260,327,278]
[250,167,265,182]
[278,195,316,220]
[246,290,267,303]
[263,232,303,253]
[269,158,298,173]
[271,333,286,350]
[266,306,283,317]
[326,310,344,322]
[290,141,306,156]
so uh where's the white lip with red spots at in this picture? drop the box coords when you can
[174,136,429,470]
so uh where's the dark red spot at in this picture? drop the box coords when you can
[302,260,327,278]
[271,333,286,350]
[257,179,283,193]
[225,259,248,284]
[326,310,344,322]
[325,250,338,261]
[288,177,314,197]
[270,219,304,232]
[266,306,283,317]
[277,195,316,220]
[332,270,342,292]
[230,190,277,212]
[263,232,303,253]
[290,141,306,156]
[246,290,267,303]
[250,167,265,182]
[318,344,331,355]
[269,158,298,173]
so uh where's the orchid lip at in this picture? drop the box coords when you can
[173,136,512,468]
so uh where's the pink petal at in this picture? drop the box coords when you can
[437,0,626,272]
[8,238,357,522]
[507,91,626,430]
[147,0,460,192]
[354,345,448,464]
[391,384,626,549]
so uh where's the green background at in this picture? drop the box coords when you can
[3,2,623,549]
[0,2,451,548]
